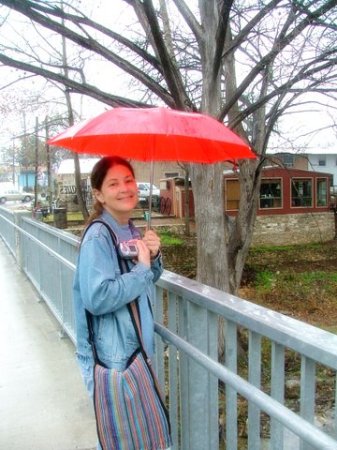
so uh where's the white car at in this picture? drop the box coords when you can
[0,189,33,204]
[136,182,160,208]
[136,182,160,199]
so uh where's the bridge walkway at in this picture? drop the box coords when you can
[0,239,97,450]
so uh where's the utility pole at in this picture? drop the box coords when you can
[23,111,28,190]
[12,141,15,188]
[45,117,53,212]
[34,117,39,208]
[61,0,88,219]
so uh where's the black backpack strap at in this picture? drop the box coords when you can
[81,219,124,274]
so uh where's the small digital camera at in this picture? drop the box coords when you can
[118,241,139,259]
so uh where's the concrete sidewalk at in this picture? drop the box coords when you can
[0,239,97,450]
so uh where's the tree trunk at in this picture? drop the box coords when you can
[190,162,228,362]
[184,167,190,237]
[191,0,228,291]
[190,163,229,291]
[227,159,261,294]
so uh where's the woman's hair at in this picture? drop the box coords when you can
[86,156,135,225]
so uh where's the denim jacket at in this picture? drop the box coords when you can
[73,211,163,395]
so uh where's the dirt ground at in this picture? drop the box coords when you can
[162,238,337,329]
[239,239,337,328]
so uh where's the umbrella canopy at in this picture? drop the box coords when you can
[48,107,255,163]
[48,107,256,228]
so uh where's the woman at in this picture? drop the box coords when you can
[73,156,166,448]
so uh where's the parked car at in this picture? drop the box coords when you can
[0,189,33,204]
[136,182,160,198]
[136,182,160,208]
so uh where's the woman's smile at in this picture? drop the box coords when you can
[93,164,138,223]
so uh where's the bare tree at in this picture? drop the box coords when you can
[0,0,336,295]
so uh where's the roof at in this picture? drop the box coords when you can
[56,158,99,175]
[270,148,336,156]
[223,166,333,178]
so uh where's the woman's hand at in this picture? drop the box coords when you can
[135,239,151,267]
[142,229,161,259]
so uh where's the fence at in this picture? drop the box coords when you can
[1,206,337,450]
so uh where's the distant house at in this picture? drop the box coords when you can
[272,149,337,194]
[306,150,337,195]
[56,158,100,181]
[224,166,332,215]
[160,166,335,244]
[56,158,99,210]
[161,167,332,217]
[55,157,185,211]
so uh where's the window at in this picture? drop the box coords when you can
[316,178,328,207]
[276,153,294,167]
[318,157,326,166]
[291,179,312,207]
[164,172,180,178]
[259,179,282,209]
[225,179,240,210]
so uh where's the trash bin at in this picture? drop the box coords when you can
[35,210,43,220]
[53,207,68,229]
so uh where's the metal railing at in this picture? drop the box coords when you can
[1,206,337,450]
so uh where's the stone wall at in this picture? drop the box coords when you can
[252,212,335,246]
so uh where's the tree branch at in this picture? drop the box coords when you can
[229,55,337,129]
[222,0,284,59]
[0,0,175,106]
[3,0,164,72]
[171,0,203,46]
[212,0,234,80]
[220,0,337,121]
[140,0,194,110]
[0,53,151,107]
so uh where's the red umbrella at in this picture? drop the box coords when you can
[48,107,255,162]
[48,107,256,225]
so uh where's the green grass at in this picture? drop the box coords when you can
[254,270,276,291]
[299,271,337,283]
[158,230,184,246]
[250,242,322,254]
[42,211,84,223]
[67,211,85,220]
[254,270,337,293]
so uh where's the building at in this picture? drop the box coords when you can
[161,167,332,217]
[272,149,337,194]
[55,157,185,211]
[56,158,99,211]
[160,167,335,244]
[225,167,332,214]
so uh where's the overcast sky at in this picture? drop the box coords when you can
[0,0,336,157]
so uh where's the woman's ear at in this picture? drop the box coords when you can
[93,189,104,204]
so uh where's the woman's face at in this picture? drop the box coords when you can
[93,164,138,223]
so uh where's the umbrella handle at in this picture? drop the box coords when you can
[146,160,154,230]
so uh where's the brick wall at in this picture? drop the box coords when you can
[252,212,335,245]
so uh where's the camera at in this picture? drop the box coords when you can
[118,241,139,259]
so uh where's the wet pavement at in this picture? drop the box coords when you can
[0,238,97,450]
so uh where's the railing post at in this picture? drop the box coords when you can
[184,301,219,450]
[13,210,31,268]
[225,320,238,449]
[300,357,316,450]
[270,342,285,450]
[248,331,262,449]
